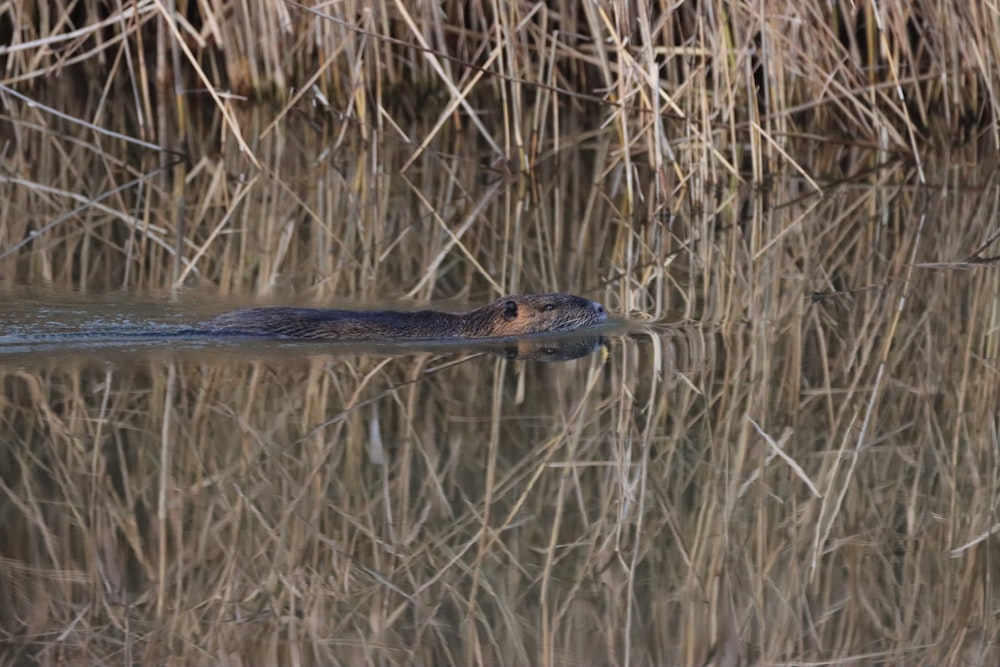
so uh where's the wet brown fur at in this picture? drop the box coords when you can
[199,294,607,341]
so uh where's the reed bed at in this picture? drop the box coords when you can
[1,1,1000,666]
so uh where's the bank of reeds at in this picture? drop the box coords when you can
[3,2,1000,293]
[1,2,1000,666]
[4,1,1000,172]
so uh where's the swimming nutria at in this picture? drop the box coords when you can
[198,293,607,341]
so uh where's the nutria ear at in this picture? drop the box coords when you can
[503,300,518,320]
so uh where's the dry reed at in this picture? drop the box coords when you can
[1,1,999,666]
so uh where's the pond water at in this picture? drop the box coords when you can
[2,91,998,666]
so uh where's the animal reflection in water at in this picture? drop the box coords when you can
[494,335,605,362]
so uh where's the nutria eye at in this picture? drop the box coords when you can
[503,300,519,320]
[542,303,557,311]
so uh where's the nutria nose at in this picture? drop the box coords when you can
[592,301,607,321]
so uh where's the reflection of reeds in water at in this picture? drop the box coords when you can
[2,2,1000,665]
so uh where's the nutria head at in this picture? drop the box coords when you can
[462,293,607,338]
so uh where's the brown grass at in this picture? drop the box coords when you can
[1,1,1000,666]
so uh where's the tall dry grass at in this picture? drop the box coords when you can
[1,1,1000,666]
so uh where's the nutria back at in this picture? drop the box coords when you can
[199,293,607,341]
